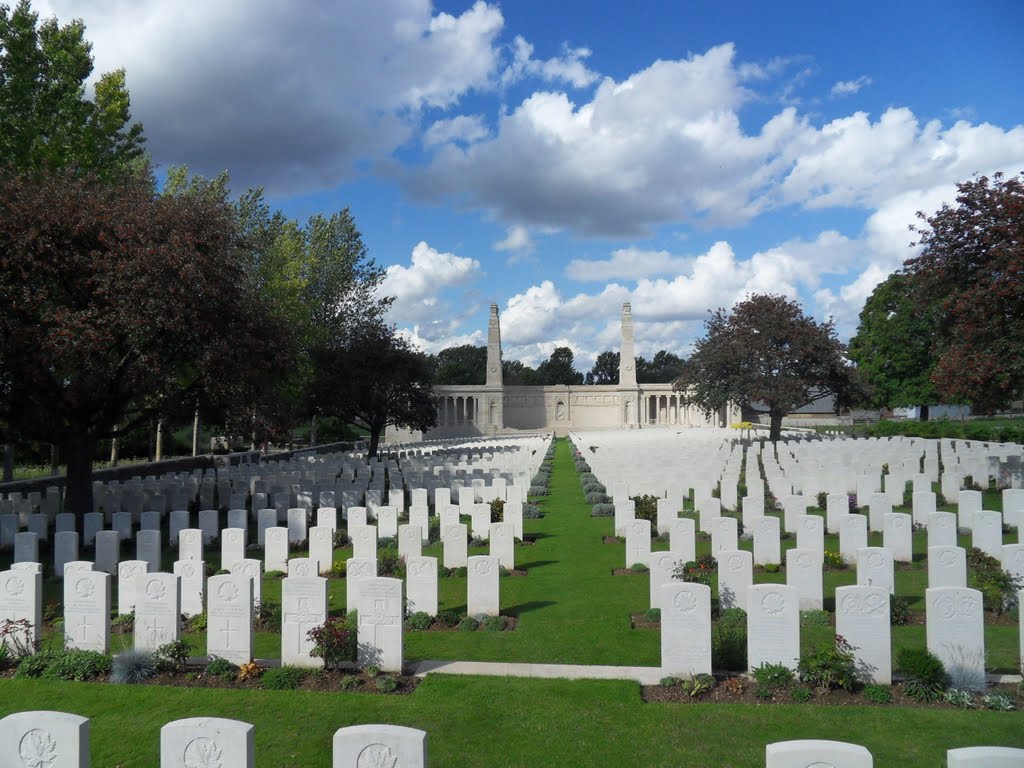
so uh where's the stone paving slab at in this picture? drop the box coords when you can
[410,659,665,684]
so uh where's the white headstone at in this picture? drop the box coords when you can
[972,510,1003,560]
[0,568,42,652]
[405,556,438,616]
[747,584,800,672]
[398,524,422,562]
[207,574,254,665]
[928,511,959,548]
[957,489,982,531]
[839,514,868,564]
[178,528,204,563]
[350,524,378,560]
[925,586,986,691]
[257,509,277,547]
[752,516,781,566]
[309,525,334,574]
[54,531,79,580]
[134,572,181,651]
[281,576,328,667]
[883,512,913,562]
[221,528,246,570]
[287,508,308,545]
[868,492,891,532]
[442,524,468,569]
[765,739,873,768]
[660,581,712,679]
[711,516,738,556]
[161,717,255,768]
[357,576,404,672]
[668,518,696,563]
[116,559,150,615]
[648,551,683,609]
[14,531,39,564]
[912,491,937,526]
[346,557,377,612]
[332,724,427,768]
[467,555,500,616]
[795,515,824,555]
[947,746,1024,768]
[928,546,967,589]
[835,585,891,685]
[264,527,289,573]
[856,547,895,594]
[63,570,110,653]
[625,519,651,568]
[174,559,206,617]
[488,522,515,570]
[229,558,262,611]
[0,710,90,768]
[785,548,823,610]
[94,530,119,575]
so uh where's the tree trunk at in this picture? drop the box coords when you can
[920,404,930,422]
[192,407,200,457]
[110,426,119,466]
[49,444,59,476]
[3,443,14,482]
[769,409,784,443]
[367,424,382,459]
[155,419,164,461]
[65,428,97,518]
[311,414,317,446]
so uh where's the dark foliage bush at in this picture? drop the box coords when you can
[262,666,308,690]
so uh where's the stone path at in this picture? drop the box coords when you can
[410,659,665,684]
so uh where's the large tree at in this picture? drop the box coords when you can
[848,272,939,418]
[904,172,1024,413]
[673,294,863,442]
[0,168,290,515]
[636,350,685,383]
[310,322,437,457]
[432,345,487,385]
[502,359,539,385]
[585,351,619,385]
[537,347,584,386]
[0,1,145,177]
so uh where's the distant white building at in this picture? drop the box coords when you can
[386,303,741,443]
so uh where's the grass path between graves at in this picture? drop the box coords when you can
[0,674,1021,767]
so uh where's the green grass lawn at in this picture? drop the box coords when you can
[2,437,1022,766]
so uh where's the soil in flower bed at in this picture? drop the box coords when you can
[406,616,519,632]
[630,613,660,629]
[603,536,623,544]
[146,667,421,694]
[642,676,1024,710]
[612,568,649,576]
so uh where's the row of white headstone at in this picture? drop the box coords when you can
[659,579,1024,691]
[0,711,428,768]
[3,713,1022,768]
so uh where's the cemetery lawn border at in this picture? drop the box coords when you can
[1,674,1021,767]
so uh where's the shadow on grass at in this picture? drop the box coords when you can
[505,600,557,616]
[518,559,559,570]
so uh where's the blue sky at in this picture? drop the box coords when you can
[40,0,1024,371]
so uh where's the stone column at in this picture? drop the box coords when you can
[619,303,637,387]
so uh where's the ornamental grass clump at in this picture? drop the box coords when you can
[110,648,157,684]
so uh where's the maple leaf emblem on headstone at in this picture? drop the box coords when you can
[357,744,399,768]
[19,729,57,768]
[183,737,223,768]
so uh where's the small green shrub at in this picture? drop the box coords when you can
[982,692,1015,711]
[752,662,795,694]
[863,684,892,703]
[967,547,1022,613]
[483,615,505,632]
[631,494,658,523]
[630,563,649,573]
[339,674,360,690]
[763,563,780,574]
[307,617,356,669]
[711,612,747,671]
[798,636,858,691]
[822,551,845,571]
[404,611,434,631]
[376,548,404,578]
[365,665,381,678]
[110,648,158,684]
[205,656,238,679]
[262,666,308,690]
[789,686,813,702]
[186,612,208,632]
[898,647,947,701]
[642,608,661,623]
[14,651,58,679]
[816,492,828,510]
[489,498,505,523]
[687,673,716,697]
[434,610,460,628]
[889,596,912,626]
[375,675,398,693]
[48,650,110,681]
[943,688,976,709]
[457,616,480,632]
[111,612,135,633]
[155,640,192,671]
[673,554,715,586]
[332,529,350,548]
[659,676,682,687]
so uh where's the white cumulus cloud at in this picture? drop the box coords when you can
[379,241,483,326]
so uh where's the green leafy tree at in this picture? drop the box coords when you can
[673,294,864,442]
[585,351,619,385]
[636,350,685,383]
[502,359,540,385]
[0,168,291,515]
[537,347,584,386]
[432,345,487,385]
[848,272,938,417]
[905,172,1024,413]
[310,322,437,456]
[0,0,145,176]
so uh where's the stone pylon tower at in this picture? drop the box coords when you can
[618,302,639,427]
[483,303,504,432]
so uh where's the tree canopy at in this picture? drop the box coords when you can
[636,350,685,383]
[502,359,540,385]
[903,172,1024,413]
[431,345,487,385]
[0,168,290,514]
[585,351,619,385]
[847,271,938,416]
[673,294,863,441]
[0,1,145,177]
[310,322,437,456]
[537,346,584,386]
